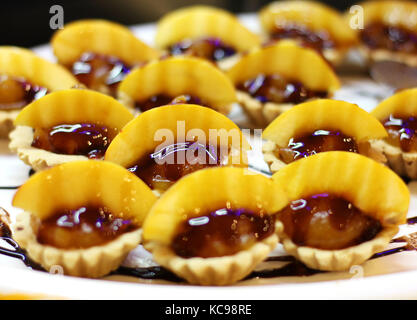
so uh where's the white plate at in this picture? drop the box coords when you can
[1,14,417,300]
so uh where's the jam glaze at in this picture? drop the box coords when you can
[70,52,131,97]
[135,94,206,112]
[383,115,417,152]
[278,193,382,250]
[278,130,359,164]
[168,37,237,62]
[269,25,335,54]
[238,73,328,105]
[361,22,417,54]
[128,141,228,191]
[37,206,137,249]
[171,208,275,258]
[32,123,118,159]
[0,75,48,110]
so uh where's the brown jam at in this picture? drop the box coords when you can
[37,206,136,249]
[237,74,328,104]
[0,75,48,110]
[278,130,359,164]
[31,123,118,159]
[168,37,237,62]
[269,25,335,53]
[128,141,228,191]
[70,52,131,97]
[383,115,417,152]
[361,22,417,54]
[135,94,207,112]
[171,208,275,258]
[278,193,381,250]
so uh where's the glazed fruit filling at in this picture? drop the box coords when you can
[0,75,48,110]
[238,73,328,104]
[277,129,359,164]
[269,25,335,53]
[278,193,381,250]
[135,94,207,112]
[71,52,131,96]
[171,208,275,258]
[128,141,228,190]
[169,37,237,62]
[361,22,417,54]
[383,114,417,152]
[32,123,118,159]
[37,206,136,249]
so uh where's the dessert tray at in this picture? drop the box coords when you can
[1,11,417,300]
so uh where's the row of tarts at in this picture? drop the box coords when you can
[1,1,417,285]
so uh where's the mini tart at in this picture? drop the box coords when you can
[117,56,237,115]
[9,89,133,171]
[143,167,287,285]
[105,104,250,195]
[154,6,260,69]
[0,46,79,138]
[51,19,160,95]
[371,88,417,179]
[12,160,157,278]
[262,99,388,173]
[226,40,340,127]
[354,1,417,67]
[259,0,358,65]
[272,151,409,271]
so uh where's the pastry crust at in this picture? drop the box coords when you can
[13,211,142,278]
[145,234,278,286]
[359,45,417,68]
[275,219,398,271]
[371,139,417,179]
[9,125,88,171]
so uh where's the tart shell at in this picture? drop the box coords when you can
[13,211,142,278]
[9,126,87,171]
[145,234,278,286]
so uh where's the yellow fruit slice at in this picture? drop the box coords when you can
[371,88,417,120]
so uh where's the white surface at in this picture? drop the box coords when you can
[1,14,417,300]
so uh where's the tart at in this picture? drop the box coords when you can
[51,19,160,96]
[273,151,409,271]
[142,166,288,285]
[9,89,133,171]
[0,46,78,138]
[105,104,250,195]
[154,6,261,70]
[117,56,237,114]
[226,40,340,127]
[371,88,417,179]
[12,160,157,278]
[355,1,417,67]
[262,99,388,173]
[259,0,358,65]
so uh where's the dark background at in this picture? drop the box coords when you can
[2,0,358,48]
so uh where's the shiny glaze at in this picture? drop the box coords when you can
[0,75,48,110]
[169,37,236,62]
[135,94,205,112]
[238,73,327,104]
[278,193,381,250]
[37,206,136,249]
[278,130,359,164]
[361,22,417,54]
[270,25,334,53]
[32,123,118,159]
[383,115,417,152]
[171,208,275,258]
[128,141,227,191]
[71,52,131,96]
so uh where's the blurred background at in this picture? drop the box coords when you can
[3,0,358,47]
